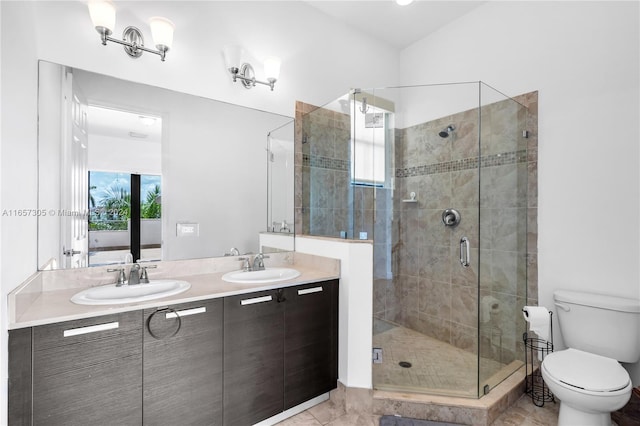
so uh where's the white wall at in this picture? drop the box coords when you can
[5,1,637,419]
[400,1,640,383]
[295,237,374,389]
[0,3,39,422]
[29,1,400,118]
[88,134,162,175]
[73,68,292,259]
[0,1,399,421]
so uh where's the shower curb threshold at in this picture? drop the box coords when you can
[372,366,526,426]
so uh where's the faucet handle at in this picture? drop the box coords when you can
[139,265,157,283]
[107,268,126,286]
[238,257,251,271]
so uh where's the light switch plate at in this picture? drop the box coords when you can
[176,222,199,237]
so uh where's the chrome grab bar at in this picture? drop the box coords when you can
[460,236,470,267]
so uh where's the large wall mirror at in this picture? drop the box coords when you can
[38,61,294,270]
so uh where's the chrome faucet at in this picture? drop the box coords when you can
[252,253,270,271]
[225,247,240,257]
[129,263,141,285]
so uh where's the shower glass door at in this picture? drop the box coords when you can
[371,83,484,397]
[477,83,530,395]
[296,82,532,398]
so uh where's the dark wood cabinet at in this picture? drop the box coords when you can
[31,310,143,426]
[8,327,32,426]
[223,289,285,426]
[143,299,223,426]
[284,280,338,409]
[224,280,339,424]
[8,279,338,426]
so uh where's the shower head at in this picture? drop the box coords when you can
[439,125,455,138]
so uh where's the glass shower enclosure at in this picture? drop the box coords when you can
[296,82,533,398]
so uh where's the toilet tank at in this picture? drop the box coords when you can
[554,290,640,363]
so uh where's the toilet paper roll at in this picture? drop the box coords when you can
[522,306,551,342]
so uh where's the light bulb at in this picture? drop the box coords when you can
[149,17,175,50]
[88,0,116,34]
[264,56,281,81]
[223,45,244,72]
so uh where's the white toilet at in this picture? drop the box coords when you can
[541,289,640,426]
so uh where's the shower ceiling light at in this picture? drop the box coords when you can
[88,0,175,62]
[396,0,414,5]
[223,45,281,91]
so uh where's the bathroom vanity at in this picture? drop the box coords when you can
[8,253,339,426]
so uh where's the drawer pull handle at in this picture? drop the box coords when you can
[165,306,206,319]
[63,321,119,337]
[241,295,273,305]
[298,287,323,296]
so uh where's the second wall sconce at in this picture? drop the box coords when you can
[223,45,281,91]
[88,0,175,62]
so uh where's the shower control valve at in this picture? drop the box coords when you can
[442,208,461,227]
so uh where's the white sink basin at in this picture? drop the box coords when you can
[71,280,191,305]
[222,268,301,284]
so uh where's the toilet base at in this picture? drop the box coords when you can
[558,402,612,426]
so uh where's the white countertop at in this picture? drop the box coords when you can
[9,254,339,329]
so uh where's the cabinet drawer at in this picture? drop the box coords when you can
[32,311,143,425]
[33,311,142,378]
[33,310,141,349]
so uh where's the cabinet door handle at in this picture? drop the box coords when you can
[165,306,206,319]
[63,321,119,337]
[240,295,273,305]
[298,287,323,296]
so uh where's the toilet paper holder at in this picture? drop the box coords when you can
[523,310,555,407]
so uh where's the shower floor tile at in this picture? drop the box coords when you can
[373,323,506,397]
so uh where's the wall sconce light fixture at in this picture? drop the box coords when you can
[88,0,175,62]
[223,45,281,91]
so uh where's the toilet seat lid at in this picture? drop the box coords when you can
[543,349,630,392]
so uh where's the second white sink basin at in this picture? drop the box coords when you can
[71,280,191,305]
[222,268,301,284]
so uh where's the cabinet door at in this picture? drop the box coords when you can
[143,299,223,426]
[223,289,285,426]
[283,280,339,409]
[32,310,142,426]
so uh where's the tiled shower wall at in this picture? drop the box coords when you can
[374,91,538,368]
[295,101,380,240]
[295,91,538,368]
[295,101,351,237]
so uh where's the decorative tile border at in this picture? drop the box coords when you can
[303,153,350,171]
[395,149,527,178]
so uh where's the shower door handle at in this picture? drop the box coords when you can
[460,237,470,267]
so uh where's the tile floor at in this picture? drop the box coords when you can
[276,393,560,425]
[278,320,561,426]
[372,323,508,397]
